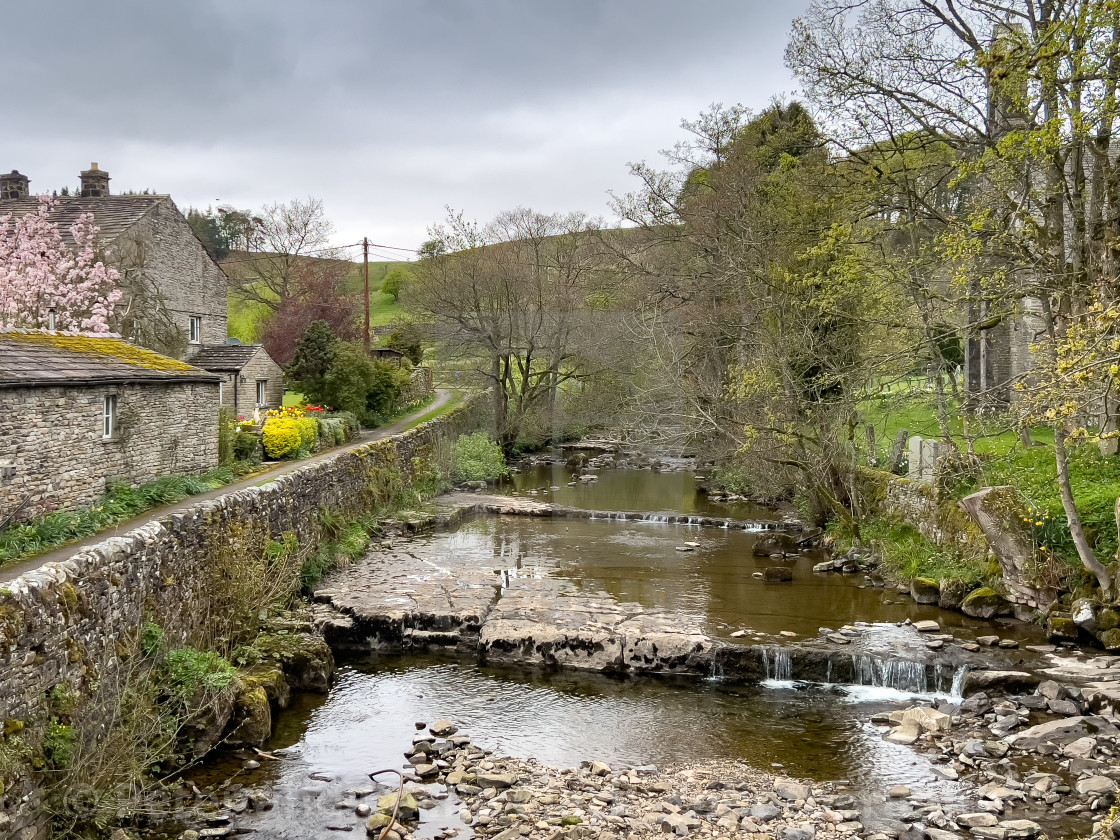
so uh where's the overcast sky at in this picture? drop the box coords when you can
[3,1,809,256]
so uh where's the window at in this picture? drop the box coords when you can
[103,394,117,439]
[256,379,268,407]
[218,380,224,405]
[189,316,202,344]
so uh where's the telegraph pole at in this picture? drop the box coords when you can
[363,236,371,353]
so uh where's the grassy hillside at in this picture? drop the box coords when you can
[224,256,411,343]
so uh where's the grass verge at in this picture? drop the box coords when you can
[0,462,264,570]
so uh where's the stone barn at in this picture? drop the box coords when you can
[187,341,285,416]
[0,329,221,521]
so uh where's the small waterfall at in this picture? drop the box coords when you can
[849,655,928,693]
[708,659,725,680]
[762,647,793,681]
[950,664,970,699]
[825,659,833,685]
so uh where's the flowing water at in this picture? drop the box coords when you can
[163,459,1066,838]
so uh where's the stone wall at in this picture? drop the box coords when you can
[879,475,985,555]
[0,394,487,839]
[0,380,219,520]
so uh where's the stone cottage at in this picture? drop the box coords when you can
[0,164,229,360]
[187,341,285,416]
[0,330,220,521]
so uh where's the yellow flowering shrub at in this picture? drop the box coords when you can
[295,417,318,450]
[261,417,302,459]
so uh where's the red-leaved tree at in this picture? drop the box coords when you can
[260,257,361,366]
[0,196,122,332]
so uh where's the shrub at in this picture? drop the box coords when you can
[140,622,164,656]
[332,410,360,439]
[161,647,236,702]
[452,433,509,481]
[295,417,319,451]
[42,720,76,769]
[261,417,302,459]
[233,431,260,461]
[218,406,237,464]
[317,417,346,446]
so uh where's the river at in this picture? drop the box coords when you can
[148,457,1085,840]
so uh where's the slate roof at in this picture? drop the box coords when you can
[187,344,264,372]
[0,195,167,247]
[0,330,221,388]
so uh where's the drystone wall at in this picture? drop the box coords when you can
[0,394,487,840]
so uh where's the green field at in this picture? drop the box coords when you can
[227,259,410,344]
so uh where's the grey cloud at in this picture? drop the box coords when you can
[3,0,809,246]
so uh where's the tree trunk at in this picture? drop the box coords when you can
[1053,427,1113,594]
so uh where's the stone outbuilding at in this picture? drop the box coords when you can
[186,341,285,417]
[0,329,221,521]
[0,163,229,359]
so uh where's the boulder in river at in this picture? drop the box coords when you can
[376,791,419,821]
[763,567,793,583]
[753,533,799,557]
[938,577,969,610]
[961,588,1013,619]
[961,670,1040,697]
[910,577,940,605]
[1005,716,1119,750]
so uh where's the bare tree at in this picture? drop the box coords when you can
[406,207,609,452]
[224,197,342,311]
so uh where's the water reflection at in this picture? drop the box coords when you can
[498,461,773,520]
[414,516,1037,642]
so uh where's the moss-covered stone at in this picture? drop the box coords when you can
[1047,615,1080,644]
[910,577,940,605]
[961,587,1012,619]
[937,578,969,610]
[1098,628,1120,651]
[251,631,335,692]
[230,684,271,747]
[1098,608,1120,633]
[377,791,418,821]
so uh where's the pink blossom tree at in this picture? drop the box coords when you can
[0,196,122,332]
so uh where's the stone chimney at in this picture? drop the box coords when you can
[0,170,29,200]
[79,162,110,198]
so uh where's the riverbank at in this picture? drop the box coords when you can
[0,391,487,840]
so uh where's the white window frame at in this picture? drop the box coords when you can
[189,316,202,344]
[103,394,117,439]
[219,380,224,405]
[256,379,268,407]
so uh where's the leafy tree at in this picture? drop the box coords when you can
[259,257,361,366]
[788,0,1120,592]
[613,103,895,526]
[286,320,338,403]
[380,266,412,301]
[0,196,122,332]
[385,322,423,364]
[186,206,258,262]
[318,342,409,424]
[186,209,230,261]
